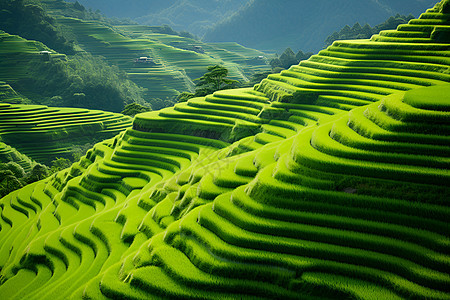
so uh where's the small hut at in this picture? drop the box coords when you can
[39,50,52,61]
[135,57,153,64]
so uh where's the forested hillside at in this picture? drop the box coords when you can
[203,0,438,52]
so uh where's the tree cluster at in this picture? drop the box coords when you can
[121,102,152,117]
[270,48,313,70]
[324,14,415,47]
[178,65,240,102]
[0,161,48,198]
[0,142,99,197]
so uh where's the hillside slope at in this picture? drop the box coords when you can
[204,0,438,52]
[52,16,269,101]
[0,30,145,112]
[0,1,449,299]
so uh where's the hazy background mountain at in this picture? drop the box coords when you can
[66,0,177,19]
[136,0,250,38]
[203,0,438,52]
[66,0,437,52]
[67,0,250,37]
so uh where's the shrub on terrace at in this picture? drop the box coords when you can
[26,163,48,182]
[194,65,240,97]
[0,161,50,197]
[49,157,72,174]
[176,92,195,103]
[121,102,152,116]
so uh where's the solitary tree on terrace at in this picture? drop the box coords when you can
[194,65,239,96]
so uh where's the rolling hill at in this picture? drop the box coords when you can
[0,1,449,299]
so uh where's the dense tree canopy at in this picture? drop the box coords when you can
[194,65,239,96]
[121,102,152,116]
[270,48,313,70]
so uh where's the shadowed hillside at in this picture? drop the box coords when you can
[0,1,449,299]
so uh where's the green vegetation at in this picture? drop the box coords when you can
[192,65,240,97]
[0,0,271,112]
[325,14,415,47]
[270,48,313,70]
[0,142,35,172]
[0,144,52,198]
[58,18,269,102]
[75,0,249,37]
[0,1,449,299]
[121,102,152,117]
[0,31,145,112]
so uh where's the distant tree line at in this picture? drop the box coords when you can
[270,48,313,70]
[325,14,415,47]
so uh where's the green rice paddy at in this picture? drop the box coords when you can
[0,1,449,299]
[0,102,132,165]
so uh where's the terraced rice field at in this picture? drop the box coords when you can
[0,103,132,165]
[49,16,269,101]
[116,26,271,75]
[0,31,65,95]
[0,1,449,299]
